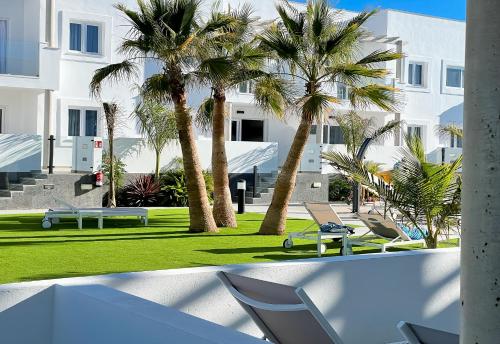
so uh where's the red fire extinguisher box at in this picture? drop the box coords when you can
[95,171,104,187]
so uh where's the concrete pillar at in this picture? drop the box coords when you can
[461,0,500,342]
[47,0,57,48]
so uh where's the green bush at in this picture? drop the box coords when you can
[102,151,126,189]
[329,176,352,202]
[159,169,213,207]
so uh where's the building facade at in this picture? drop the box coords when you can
[0,0,464,176]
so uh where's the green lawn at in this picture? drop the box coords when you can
[0,209,458,284]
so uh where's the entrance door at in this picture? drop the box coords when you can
[241,119,264,142]
[0,20,6,74]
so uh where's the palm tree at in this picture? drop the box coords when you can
[134,99,177,180]
[90,0,235,233]
[195,3,287,228]
[257,0,401,235]
[103,102,119,208]
[325,134,462,249]
[323,111,401,211]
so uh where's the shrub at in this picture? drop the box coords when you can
[329,176,352,202]
[102,151,126,189]
[121,175,161,207]
[159,169,213,207]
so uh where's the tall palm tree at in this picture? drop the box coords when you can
[134,99,177,179]
[195,3,287,228]
[103,102,119,208]
[325,134,462,249]
[257,0,401,235]
[90,0,235,233]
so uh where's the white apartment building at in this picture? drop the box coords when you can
[0,0,464,176]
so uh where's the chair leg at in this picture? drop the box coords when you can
[77,216,83,230]
[98,217,103,229]
[317,236,322,257]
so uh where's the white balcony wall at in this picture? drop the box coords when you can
[0,134,42,172]
[109,138,279,174]
[0,249,460,344]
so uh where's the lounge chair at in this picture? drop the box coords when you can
[283,202,352,257]
[42,197,148,230]
[397,321,459,344]
[217,271,344,344]
[345,212,427,254]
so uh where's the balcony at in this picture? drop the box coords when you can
[0,40,39,77]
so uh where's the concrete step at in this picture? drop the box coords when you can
[0,190,12,198]
[19,178,37,186]
[9,184,24,191]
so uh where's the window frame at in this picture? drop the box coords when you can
[441,60,465,95]
[238,80,255,94]
[404,56,432,93]
[407,125,424,141]
[445,66,464,88]
[322,125,345,145]
[408,62,424,87]
[336,83,349,100]
[68,21,102,55]
[67,107,101,137]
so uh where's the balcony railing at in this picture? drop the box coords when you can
[0,40,39,77]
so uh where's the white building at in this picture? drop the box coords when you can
[0,0,464,176]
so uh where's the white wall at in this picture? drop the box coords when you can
[111,138,279,174]
[0,249,460,344]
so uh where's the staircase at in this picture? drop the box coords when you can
[244,171,278,205]
[0,171,49,198]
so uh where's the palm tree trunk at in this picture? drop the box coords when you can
[155,149,161,180]
[212,91,237,227]
[107,133,116,208]
[173,92,218,233]
[462,1,500,340]
[259,116,312,235]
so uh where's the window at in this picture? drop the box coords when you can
[446,67,464,88]
[451,133,463,148]
[407,125,423,139]
[337,83,348,100]
[408,62,423,86]
[69,22,100,54]
[68,108,99,136]
[310,125,317,135]
[68,109,81,136]
[85,110,98,136]
[238,81,254,94]
[322,125,345,144]
[0,20,7,74]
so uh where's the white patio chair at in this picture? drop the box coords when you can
[397,321,459,344]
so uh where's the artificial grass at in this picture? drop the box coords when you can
[0,209,459,284]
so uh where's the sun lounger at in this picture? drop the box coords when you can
[346,212,426,253]
[397,321,459,344]
[42,197,148,230]
[283,202,352,257]
[217,271,344,344]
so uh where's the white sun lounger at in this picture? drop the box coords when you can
[397,321,459,344]
[217,271,344,344]
[283,202,351,257]
[42,198,148,230]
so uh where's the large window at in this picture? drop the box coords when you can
[408,62,424,86]
[322,125,344,144]
[238,81,254,94]
[446,67,464,88]
[451,133,463,148]
[407,125,423,139]
[68,108,99,137]
[337,83,348,100]
[70,22,101,54]
[68,109,81,136]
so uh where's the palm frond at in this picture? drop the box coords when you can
[348,84,400,112]
[437,124,463,139]
[195,97,215,133]
[369,119,402,143]
[356,49,403,66]
[90,61,139,97]
[254,75,293,118]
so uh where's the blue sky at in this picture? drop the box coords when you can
[299,0,466,21]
